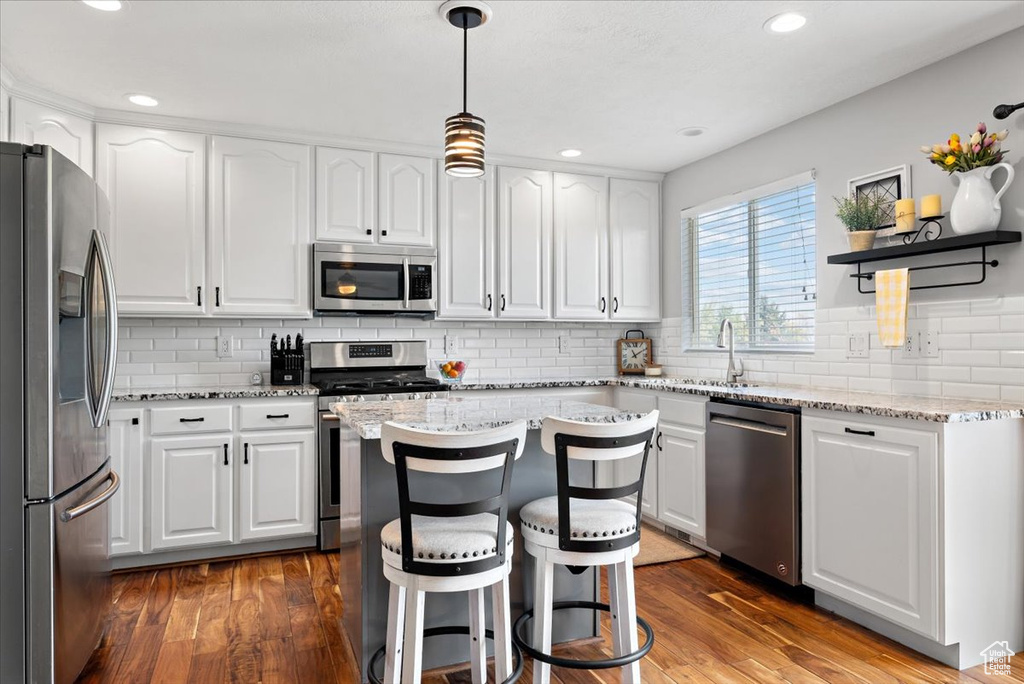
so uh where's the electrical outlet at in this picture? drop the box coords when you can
[846,332,869,359]
[558,334,570,354]
[902,332,918,359]
[444,334,458,356]
[216,335,234,358]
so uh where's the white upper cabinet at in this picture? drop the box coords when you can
[209,136,311,318]
[553,173,608,320]
[96,124,207,315]
[497,167,552,319]
[316,146,376,243]
[609,179,661,321]
[438,164,495,319]
[378,153,435,248]
[11,98,93,176]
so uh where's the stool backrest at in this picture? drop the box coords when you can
[540,411,658,553]
[381,420,528,576]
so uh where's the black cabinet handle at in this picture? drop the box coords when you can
[845,427,875,437]
[600,296,606,313]
[381,229,388,236]
[131,417,139,426]
[179,417,205,423]
[266,413,290,419]
[657,431,663,451]
[215,287,221,307]
[196,286,202,307]
[487,294,492,312]
[365,229,372,235]
[613,297,619,313]
[500,295,506,311]
[223,443,229,466]
[244,442,249,465]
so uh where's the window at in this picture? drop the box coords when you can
[685,173,816,351]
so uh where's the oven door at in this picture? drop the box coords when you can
[313,247,435,314]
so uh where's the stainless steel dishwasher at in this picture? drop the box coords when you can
[706,401,801,586]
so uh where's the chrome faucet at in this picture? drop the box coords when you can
[716,318,744,384]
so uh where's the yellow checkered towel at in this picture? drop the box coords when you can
[876,268,909,348]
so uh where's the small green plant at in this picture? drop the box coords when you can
[834,194,887,232]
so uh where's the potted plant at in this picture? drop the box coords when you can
[834,193,886,251]
[920,123,1013,235]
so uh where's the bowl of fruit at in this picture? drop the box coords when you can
[437,360,468,384]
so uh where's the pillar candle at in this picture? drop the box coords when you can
[894,198,916,233]
[921,194,942,218]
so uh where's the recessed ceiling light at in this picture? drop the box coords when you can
[127,94,159,107]
[676,127,706,137]
[559,149,582,158]
[764,12,807,33]
[81,0,123,11]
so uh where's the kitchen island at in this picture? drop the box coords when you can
[331,395,644,682]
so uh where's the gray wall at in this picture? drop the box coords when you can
[662,27,1024,318]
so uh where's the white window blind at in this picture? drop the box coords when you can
[687,176,816,350]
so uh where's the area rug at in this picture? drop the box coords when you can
[635,523,705,567]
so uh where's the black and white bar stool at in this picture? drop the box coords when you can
[372,420,528,684]
[514,411,659,684]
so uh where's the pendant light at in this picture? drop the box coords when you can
[442,2,491,178]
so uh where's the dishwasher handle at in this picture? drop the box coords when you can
[709,414,789,437]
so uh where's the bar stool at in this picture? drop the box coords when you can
[370,420,528,684]
[513,411,659,684]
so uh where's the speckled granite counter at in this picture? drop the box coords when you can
[112,384,319,402]
[331,395,644,439]
[451,377,1024,423]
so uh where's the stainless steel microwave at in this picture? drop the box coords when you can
[313,244,436,315]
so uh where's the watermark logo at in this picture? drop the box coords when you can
[981,641,1015,676]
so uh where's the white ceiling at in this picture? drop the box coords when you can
[2,0,1022,173]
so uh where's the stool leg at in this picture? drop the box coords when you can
[612,558,640,684]
[383,582,406,684]
[468,588,487,684]
[532,557,554,684]
[401,580,425,684]
[607,564,623,659]
[492,570,513,682]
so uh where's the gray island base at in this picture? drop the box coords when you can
[333,397,644,682]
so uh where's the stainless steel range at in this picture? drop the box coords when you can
[312,340,447,550]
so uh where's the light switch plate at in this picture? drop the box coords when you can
[444,334,458,356]
[558,335,570,354]
[847,332,869,359]
[216,335,234,358]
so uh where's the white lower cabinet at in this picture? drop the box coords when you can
[613,389,659,517]
[149,434,235,551]
[239,431,316,540]
[802,414,940,638]
[108,408,144,556]
[657,424,705,537]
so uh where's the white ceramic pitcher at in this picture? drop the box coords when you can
[949,162,1015,235]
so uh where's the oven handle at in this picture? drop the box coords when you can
[402,257,410,310]
[321,414,340,422]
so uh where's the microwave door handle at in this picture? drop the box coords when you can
[402,258,410,310]
[91,230,119,428]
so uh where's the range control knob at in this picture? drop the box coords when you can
[353,395,366,403]
[426,392,437,400]
[410,393,422,400]
[382,394,394,401]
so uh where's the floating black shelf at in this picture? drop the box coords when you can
[828,230,1021,294]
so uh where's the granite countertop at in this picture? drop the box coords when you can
[330,395,645,440]
[452,377,1024,423]
[112,384,320,402]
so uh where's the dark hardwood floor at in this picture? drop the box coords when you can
[76,552,1021,683]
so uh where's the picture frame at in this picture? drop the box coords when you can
[848,165,912,235]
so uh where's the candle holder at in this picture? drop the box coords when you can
[903,216,944,244]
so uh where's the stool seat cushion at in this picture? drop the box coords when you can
[381,513,514,565]
[520,496,637,541]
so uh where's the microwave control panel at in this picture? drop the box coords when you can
[409,265,433,300]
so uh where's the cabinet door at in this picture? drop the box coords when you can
[108,409,144,556]
[658,424,705,537]
[614,389,659,517]
[209,136,311,317]
[239,431,316,540]
[438,164,495,319]
[0,84,9,143]
[96,125,207,315]
[10,98,93,176]
[378,153,435,248]
[802,415,939,638]
[609,179,660,321]
[497,167,552,320]
[316,147,375,243]
[553,173,608,320]
[149,435,234,550]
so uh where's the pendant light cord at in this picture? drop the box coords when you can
[462,14,468,113]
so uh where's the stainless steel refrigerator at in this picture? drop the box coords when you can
[1,143,121,684]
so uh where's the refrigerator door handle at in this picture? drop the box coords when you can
[91,230,119,428]
[60,470,120,522]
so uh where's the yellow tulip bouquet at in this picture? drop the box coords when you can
[920,122,1008,174]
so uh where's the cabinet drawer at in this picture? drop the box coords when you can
[658,394,706,428]
[150,405,232,435]
[238,402,314,431]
